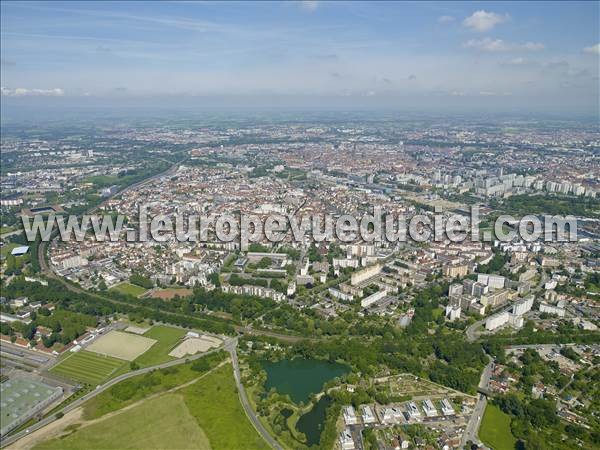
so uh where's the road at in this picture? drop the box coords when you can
[460,357,493,448]
[0,341,232,448]
[227,339,282,450]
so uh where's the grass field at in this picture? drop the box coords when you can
[109,282,147,297]
[87,330,156,361]
[50,351,126,385]
[82,352,227,420]
[0,242,20,258]
[133,325,186,367]
[479,403,517,450]
[182,363,270,449]
[33,394,211,450]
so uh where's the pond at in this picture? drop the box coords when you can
[261,358,349,404]
[296,395,332,447]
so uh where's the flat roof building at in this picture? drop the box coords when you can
[440,398,455,416]
[422,399,438,417]
[1,377,63,436]
[361,405,377,424]
[343,405,358,425]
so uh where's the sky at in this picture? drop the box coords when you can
[1,1,599,114]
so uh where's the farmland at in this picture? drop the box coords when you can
[49,351,126,385]
[33,394,211,450]
[133,325,186,367]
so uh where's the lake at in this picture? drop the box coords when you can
[261,358,349,404]
[296,395,332,447]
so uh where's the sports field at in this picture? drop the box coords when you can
[50,351,125,385]
[479,403,517,450]
[86,331,156,361]
[109,282,147,297]
[33,394,210,450]
[132,325,186,367]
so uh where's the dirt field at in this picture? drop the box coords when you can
[6,407,84,450]
[150,288,193,300]
[124,325,151,335]
[169,336,222,358]
[86,331,156,361]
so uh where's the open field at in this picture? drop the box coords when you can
[32,394,210,450]
[169,336,222,358]
[133,325,186,367]
[82,352,227,420]
[383,373,456,397]
[49,351,125,385]
[86,331,156,361]
[150,288,193,300]
[182,363,269,449]
[0,242,20,258]
[479,403,517,450]
[109,282,147,297]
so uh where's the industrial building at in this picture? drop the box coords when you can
[0,377,63,437]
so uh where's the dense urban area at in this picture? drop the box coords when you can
[1,113,599,450]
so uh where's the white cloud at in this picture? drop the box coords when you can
[522,42,545,51]
[300,1,318,13]
[504,57,528,66]
[1,87,65,97]
[583,43,600,55]
[463,38,544,52]
[438,15,455,24]
[463,10,509,32]
[479,91,511,97]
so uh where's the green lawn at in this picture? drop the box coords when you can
[133,325,186,367]
[109,282,147,297]
[0,242,20,258]
[479,403,517,450]
[33,394,210,450]
[182,363,270,450]
[50,351,126,385]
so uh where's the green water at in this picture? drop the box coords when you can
[261,358,349,404]
[296,395,332,447]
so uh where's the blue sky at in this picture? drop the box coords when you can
[1,1,598,113]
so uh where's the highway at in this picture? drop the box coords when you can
[0,341,232,448]
[227,339,282,450]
